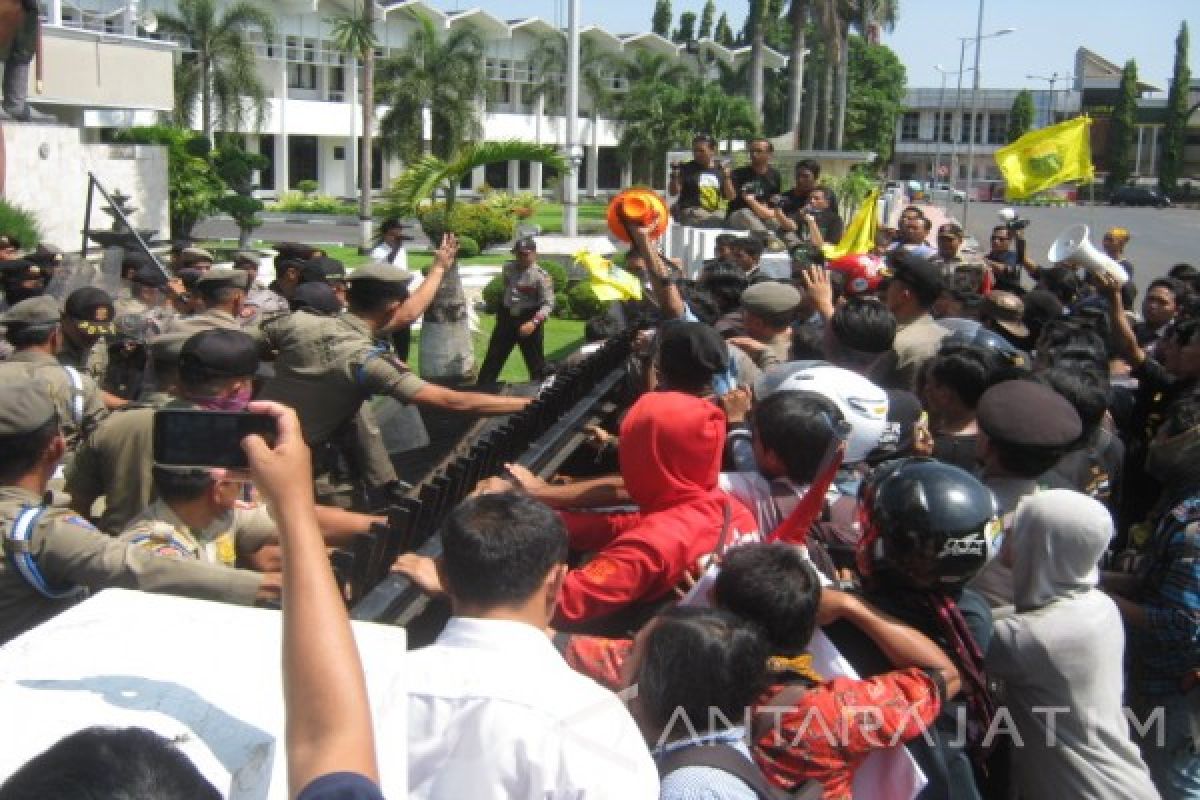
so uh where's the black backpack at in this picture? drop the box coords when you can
[657,742,824,799]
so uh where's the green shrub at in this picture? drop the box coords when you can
[541,260,568,292]
[566,282,609,320]
[296,179,319,196]
[456,235,481,258]
[482,274,503,313]
[417,202,514,250]
[552,290,572,319]
[0,199,41,249]
[269,191,356,215]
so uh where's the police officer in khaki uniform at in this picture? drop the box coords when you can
[476,236,556,388]
[258,257,530,501]
[0,296,107,450]
[119,466,385,569]
[165,267,250,336]
[729,281,802,369]
[67,329,260,533]
[114,262,176,340]
[0,379,275,645]
[233,251,289,327]
[59,287,125,410]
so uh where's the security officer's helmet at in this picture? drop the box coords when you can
[856,457,998,591]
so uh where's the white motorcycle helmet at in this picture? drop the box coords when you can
[765,362,889,463]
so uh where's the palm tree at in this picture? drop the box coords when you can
[329,1,378,252]
[785,0,810,143]
[156,0,275,142]
[686,80,760,148]
[375,13,485,163]
[378,141,568,380]
[621,49,693,89]
[832,0,898,150]
[747,0,768,121]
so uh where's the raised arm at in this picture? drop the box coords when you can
[391,233,454,327]
[242,401,379,798]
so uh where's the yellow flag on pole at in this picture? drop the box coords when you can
[574,249,643,303]
[821,188,879,260]
[994,116,1094,199]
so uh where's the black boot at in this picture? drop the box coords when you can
[2,62,55,123]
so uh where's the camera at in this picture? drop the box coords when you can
[766,194,783,209]
[997,207,1030,232]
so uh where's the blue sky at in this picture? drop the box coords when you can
[428,0,1199,94]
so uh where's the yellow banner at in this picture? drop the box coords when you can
[994,116,1094,199]
[575,250,643,303]
[822,188,879,260]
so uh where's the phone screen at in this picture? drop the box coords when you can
[153,410,277,469]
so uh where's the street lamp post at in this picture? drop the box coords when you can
[962,7,1014,232]
[563,0,581,237]
[934,64,965,205]
[949,26,1013,207]
[1026,72,1073,126]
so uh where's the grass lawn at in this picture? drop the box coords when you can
[529,201,609,234]
[407,313,585,384]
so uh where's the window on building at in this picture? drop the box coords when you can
[519,161,531,189]
[333,146,345,161]
[289,136,318,189]
[259,136,276,191]
[900,112,920,141]
[487,81,512,109]
[484,161,509,190]
[329,66,345,102]
[987,113,1006,144]
[288,63,317,90]
[938,112,952,143]
[960,113,984,144]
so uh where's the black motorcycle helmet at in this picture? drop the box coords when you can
[856,457,998,591]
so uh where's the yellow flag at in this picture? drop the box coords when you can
[994,116,1094,199]
[574,249,643,303]
[821,189,879,260]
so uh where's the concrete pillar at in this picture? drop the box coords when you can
[470,165,485,194]
[278,55,289,190]
[346,55,358,201]
[278,134,290,193]
[531,94,544,196]
[1135,126,1144,176]
[1150,125,1160,177]
[587,123,599,197]
[48,0,63,26]
[507,159,520,192]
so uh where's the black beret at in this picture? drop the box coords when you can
[886,250,944,296]
[657,321,728,387]
[977,379,1081,448]
[179,329,259,379]
[290,282,342,315]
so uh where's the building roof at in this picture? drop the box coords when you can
[1074,47,1162,93]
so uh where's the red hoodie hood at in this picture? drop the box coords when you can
[618,391,726,511]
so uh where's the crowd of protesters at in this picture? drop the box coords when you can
[0,154,1198,800]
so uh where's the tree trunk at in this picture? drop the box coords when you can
[358,7,375,253]
[201,55,213,142]
[786,0,808,145]
[819,57,833,149]
[832,28,849,150]
[801,56,818,149]
[749,1,765,122]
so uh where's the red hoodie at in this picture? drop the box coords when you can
[555,391,758,626]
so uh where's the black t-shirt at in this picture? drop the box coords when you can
[727,165,782,216]
[778,187,811,216]
[297,772,385,800]
[676,160,726,212]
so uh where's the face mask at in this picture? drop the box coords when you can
[194,385,253,412]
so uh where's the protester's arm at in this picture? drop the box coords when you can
[801,265,836,321]
[99,389,129,410]
[410,383,531,416]
[819,589,962,697]
[741,193,774,222]
[314,506,387,548]
[1097,272,1145,366]
[489,464,631,509]
[391,234,453,327]
[241,401,379,798]
[626,223,685,320]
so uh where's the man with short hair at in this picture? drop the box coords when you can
[888,215,935,258]
[1136,277,1187,351]
[726,137,784,236]
[730,236,771,285]
[728,281,801,368]
[0,380,275,645]
[872,251,949,391]
[114,262,176,339]
[984,225,1037,293]
[476,236,555,388]
[178,247,215,272]
[395,491,658,798]
[165,267,251,336]
[0,296,107,451]
[370,219,413,271]
[778,159,821,216]
[669,134,734,227]
[980,290,1031,350]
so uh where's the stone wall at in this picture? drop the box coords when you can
[2,124,169,250]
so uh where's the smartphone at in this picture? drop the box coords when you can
[153,410,277,469]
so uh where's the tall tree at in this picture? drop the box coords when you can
[155,0,274,142]
[652,0,673,37]
[715,12,735,46]
[785,0,809,142]
[747,0,768,122]
[673,11,698,44]
[843,36,905,164]
[1105,59,1138,192]
[329,1,378,252]
[698,0,716,39]
[1160,21,1190,196]
[1007,89,1034,143]
[375,13,484,163]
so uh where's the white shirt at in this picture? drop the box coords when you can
[370,241,408,270]
[406,617,658,800]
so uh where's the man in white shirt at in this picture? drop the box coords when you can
[394,492,658,800]
[369,219,412,271]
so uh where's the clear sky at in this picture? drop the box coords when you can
[427,0,1199,94]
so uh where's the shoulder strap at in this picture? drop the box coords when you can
[355,344,391,388]
[5,506,86,600]
[657,743,780,800]
[60,364,85,426]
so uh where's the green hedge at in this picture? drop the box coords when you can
[456,235,481,258]
[0,199,41,249]
[418,202,513,250]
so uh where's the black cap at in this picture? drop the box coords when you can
[311,255,346,282]
[512,236,537,253]
[63,287,116,336]
[977,379,1081,449]
[290,282,342,315]
[179,329,259,380]
[656,321,728,389]
[25,244,63,268]
[0,258,43,283]
[298,261,329,285]
[131,263,169,288]
[886,250,944,296]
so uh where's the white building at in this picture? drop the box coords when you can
[44,0,784,200]
[891,86,1082,193]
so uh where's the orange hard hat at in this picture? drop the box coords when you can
[606,188,670,243]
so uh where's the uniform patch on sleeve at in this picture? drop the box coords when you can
[63,515,97,530]
[579,557,618,584]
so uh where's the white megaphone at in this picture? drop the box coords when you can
[1047,224,1129,284]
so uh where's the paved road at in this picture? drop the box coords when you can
[951,201,1200,298]
[192,217,433,250]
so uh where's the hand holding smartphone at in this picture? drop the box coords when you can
[153,409,279,470]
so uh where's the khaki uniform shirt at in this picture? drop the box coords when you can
[0,486,261,644]
[875,313,949,391]
[163,308,242,337]
[58,337,108,386]
[0,351,107,449]
[114,296,175,340]
[119,500,277,567]
[258,310,427,446]
[500,261,555,319]
[753,331,794,370]
[65,397,191,533]
[242,284,289,328]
